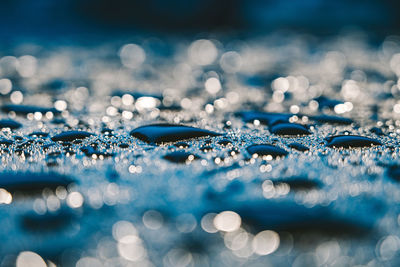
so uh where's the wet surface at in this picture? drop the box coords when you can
[1,32,400,266]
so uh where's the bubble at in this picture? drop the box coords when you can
[163,249,193,267]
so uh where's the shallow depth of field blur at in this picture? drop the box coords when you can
[1,1,400,267]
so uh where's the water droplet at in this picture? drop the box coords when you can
[51,131,94,142]
[1,104,60,116]
[237,111,290,125]
[273,177,321,190]
[163,151,200,163]
[81,146,114,158]
[130,124,221,144]
[174,142,190,148]
[326,135,382,148]
[29,132,49,138]
[218,139,232,146]
[0,119,22,129]
[201,146,213,152]
[270,123,311,136]
[247,144,288,158]
[288,142,309,151]
[0,172,73,193]
[310,115,353,125]
[119,143,129,148]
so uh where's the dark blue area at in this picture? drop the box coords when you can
[270,123,311,136]
[0,172,73,192]
[1,104,60,116]
[246,144,288,158]
[326,135,382,148]
[0,0,398,41]
[51,131,94,142]
[130,124,221,144]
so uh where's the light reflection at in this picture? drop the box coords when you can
[213,211,241,232]
[16,251,46,267]
[205,77,222,94]
[54,100,68,111]
[390,53,400,76]
[252,230,280,255]
[201,213,218,233]
[66,191,84,208]
[224,228,249,251]
[121,94,134,106]
[117,235,146,262]
[0,78,12,95]
[17,55,37,77]
[46,195,60,211]
[176,213,197,233]
[315,240,341,265]
[143,210,164,230]
[135,97,158,111]
[341,80,360,100]
[272,77,290,92]
[0,188,12,204]
[119,44,146,69]
[10,90,23,104]
[112,220,138,241]
[377,235,400,261]
[76,257,103,267]
[220,51,242,73]
[188,39,218,66]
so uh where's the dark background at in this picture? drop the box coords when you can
[0,0,399,41]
